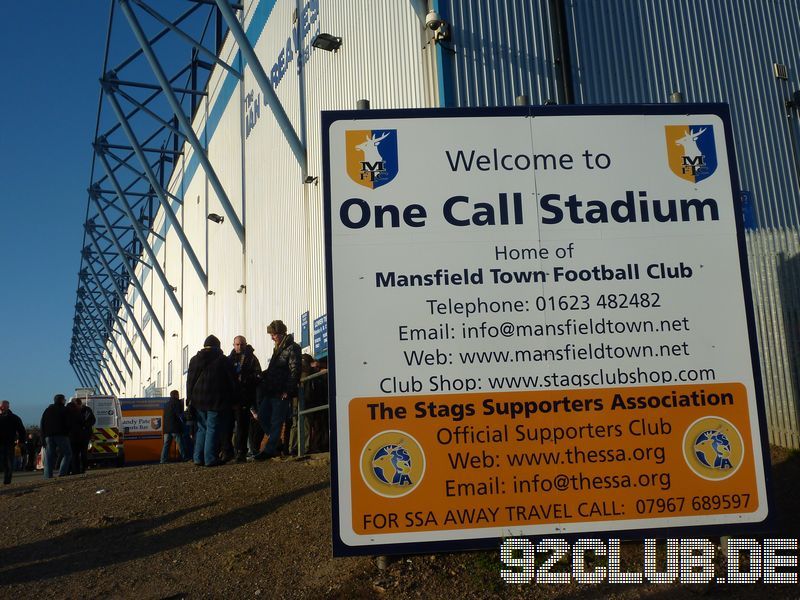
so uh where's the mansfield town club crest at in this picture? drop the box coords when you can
[665,125,718,183]
[346,129,399,189]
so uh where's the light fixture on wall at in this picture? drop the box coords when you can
[304,175,319,185]
[237,285,246,293]
[311,33,342,52]
[207,213,224,224]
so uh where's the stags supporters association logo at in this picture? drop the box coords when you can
[682,416,744,480]
[360,430,425,497]
[346,129,399,189]
[665,125,718,183]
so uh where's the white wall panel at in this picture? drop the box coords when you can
[152,212,168,394]
[301,0,432,351]
[207,45,245,349]
[243,0,306,358]
[164,164,185,394]
[182,119,211,362]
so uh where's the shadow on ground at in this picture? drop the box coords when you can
[0,481,327,585]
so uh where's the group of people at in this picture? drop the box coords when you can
[0,394,98,485]
[39,394,96,478]
[2,318,330,487]
[162,319,328,467]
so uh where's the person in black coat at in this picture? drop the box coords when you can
[0,401,27,485]
[160,390,186,463]
[227,336,262,462]
[186,335,237,467]
[254,320,301,460]
[65,398,95,475]
[66,399,82,475]
[40,394,72,479]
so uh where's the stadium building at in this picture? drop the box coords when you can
[72,0,800,448]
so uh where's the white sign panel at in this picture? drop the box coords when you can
[322,106,770,556]
[121,415,162,434]
[86,396,116,428]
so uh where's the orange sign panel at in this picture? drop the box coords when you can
[350,384,757,534]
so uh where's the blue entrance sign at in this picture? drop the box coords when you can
[300,311,310,347]
[313,314,327,357]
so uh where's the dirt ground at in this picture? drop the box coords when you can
[1,447,799,599]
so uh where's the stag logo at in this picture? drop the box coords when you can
[665,125,718,183]
[346,129,399,189]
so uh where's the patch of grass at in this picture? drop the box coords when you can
[466,550,506,593]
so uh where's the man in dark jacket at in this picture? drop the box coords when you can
[66,399,82,474]
[66,398,96,475]
[67,398,97,475]
[186,335,237,467]
[161,390,186,463]
[78,400,96,472]
[0,400,27,485]
[255,320,301,460]
[40,394,72,478]
[227,336,262,462]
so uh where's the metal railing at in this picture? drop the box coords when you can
[296,369,328,457]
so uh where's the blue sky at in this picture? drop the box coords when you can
[0,4,110,425]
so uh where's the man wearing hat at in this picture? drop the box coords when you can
[254,320,301,460]
[186,335,238,467]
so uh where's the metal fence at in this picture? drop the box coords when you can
[296,369,328,457]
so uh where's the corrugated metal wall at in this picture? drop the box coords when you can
[747,229,800,448]
[566,0,800,229]
[567,0,800,448]
[206,38,245,349]
[440,0,562,106]
[301,0,433,347]
[242,0,307,362]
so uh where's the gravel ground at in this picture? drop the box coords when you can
[1,448,798,599]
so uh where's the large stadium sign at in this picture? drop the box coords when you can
[322,105,771,556]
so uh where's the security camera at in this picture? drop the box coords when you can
[425,10,444,31]
[425,10,450,41]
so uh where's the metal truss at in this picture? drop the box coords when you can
[71,1,236,392]
[71,1,310,393]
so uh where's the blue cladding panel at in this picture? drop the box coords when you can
[441,0,562,107]
[566,0,800,229]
